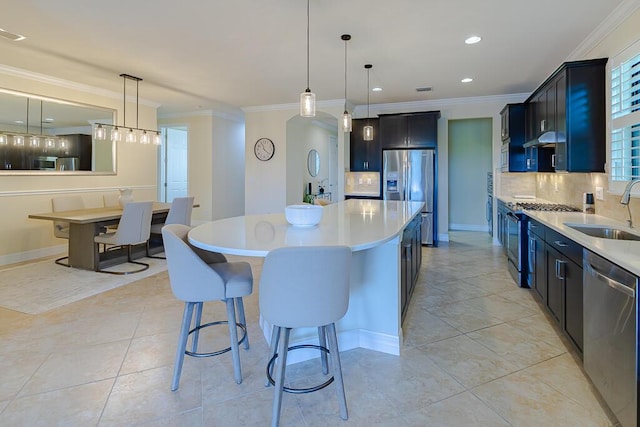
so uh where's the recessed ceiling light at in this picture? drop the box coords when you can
[461,78,473,83]
[372,87,383,92]
[15,120,24,124]
[464,35,482,45]
[44,118,54,122]
[0,28,26,42]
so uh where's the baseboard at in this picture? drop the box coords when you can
[449,223,490,232]
[0,244,66,267]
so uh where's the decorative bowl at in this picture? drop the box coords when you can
[285,204,323,227]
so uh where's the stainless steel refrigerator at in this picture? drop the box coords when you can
[383,149,435,245]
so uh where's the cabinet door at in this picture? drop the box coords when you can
[564,258,583,353]
[528,232,547,303]
[543,83,556,133]
[350,119,380,171]
[546,245,563,323]
[379,115,407,148]
[553,74,567,171]
[407,114,437,148]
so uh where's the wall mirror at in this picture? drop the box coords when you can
[307,149,320,177]
[0,88,117,174]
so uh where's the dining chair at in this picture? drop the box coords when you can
[51,195,85,267]
[146,196,194,259]
[260,245,352,427]
[93,201,153,275]
[102,192,120,208]
[162,224,253,391]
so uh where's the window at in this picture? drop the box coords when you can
[610,40,640,192]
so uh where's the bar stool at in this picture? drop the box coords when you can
[162,224,253,390]
[259,245,352,427]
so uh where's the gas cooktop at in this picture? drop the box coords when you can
[509,202,581,212]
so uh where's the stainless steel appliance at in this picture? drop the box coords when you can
[55,157,79,171]
[33,156,57,170]
[383,149,435,245]
[584,251,639,427]
[504,201,581,287]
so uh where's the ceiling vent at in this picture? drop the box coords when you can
[0,28,26,41]
[415,87,432,93]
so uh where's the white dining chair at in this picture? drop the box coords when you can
[51,195,85,267]
[94,201,153,274]
[260,245,352,427]
[103,192,120,208]
[162,223,253,390]
[147,196,194,259]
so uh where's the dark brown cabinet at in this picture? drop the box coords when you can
[500,104,527,172]
[527,219,547,303]
[379,111,439,149]
[524,58,607,173]
[350,118,380,172]
[401,215,422,322]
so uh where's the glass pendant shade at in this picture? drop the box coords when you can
[58,139,67,150]
[300,90,316,117]
[94,124,106,140]
[45,137,55,148]
[364,125,374,141]
[111,127,121,142]
[153,132,162,146]
[342,111,352,132]
[29,136,40,147]
[140,130,150,144]
[13,135,24,146]
[0,134,7,145]
[125,128,136,143]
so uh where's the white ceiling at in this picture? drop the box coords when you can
[0,0,627,115]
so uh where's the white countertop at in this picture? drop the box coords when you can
[188,199,424,257]
[524,210,640,277]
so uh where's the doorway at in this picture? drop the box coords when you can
[158,126,188,202]
[448,118,492,231]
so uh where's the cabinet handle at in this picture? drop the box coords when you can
[526,158,531,168]
[555,259,566,280]
[540,119,547,132]
[364,161,368,170]
[551,154,556,168]
[554,240,568,247]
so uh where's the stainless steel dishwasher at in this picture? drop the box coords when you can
[583,250,639,427]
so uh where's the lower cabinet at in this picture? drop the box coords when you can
[526,216,584,355]
[401,215,422,322]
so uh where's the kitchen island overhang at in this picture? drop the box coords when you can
[188,199,424,362]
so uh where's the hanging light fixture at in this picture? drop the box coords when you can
[94,74,160,146]
[363,64,374,141]
[300,0,315,117]
[0,133,7,145]
[341,34,352,132]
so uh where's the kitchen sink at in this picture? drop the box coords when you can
[565,224,640,241]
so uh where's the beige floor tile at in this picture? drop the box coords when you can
[1,379,113,427]
[472,369,613,427]
[0,350,49,401]
[135,407,203,427]
[402,391,511,426]
[99,364,202,426]
[19,340,129,396]
[422,334,520,388]
[119,331,177,375]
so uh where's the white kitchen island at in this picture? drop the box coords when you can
[188,199,424,360]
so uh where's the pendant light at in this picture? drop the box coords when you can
[363,64,374,141]
[300,0,315,117]
[341,34,352,132]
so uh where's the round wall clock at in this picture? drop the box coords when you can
[254,138,275,161]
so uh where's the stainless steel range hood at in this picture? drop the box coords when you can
[523,131,565,148]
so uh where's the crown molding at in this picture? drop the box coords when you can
[243,99,344,113]
[158,108,244,123]
[0,64,160,108]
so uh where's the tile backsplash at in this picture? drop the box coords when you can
[345,171,380,195]
[498,172,640,226]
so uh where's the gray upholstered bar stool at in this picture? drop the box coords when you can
[162,224,253,391]
[260,245,352,427]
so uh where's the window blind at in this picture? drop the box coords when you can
[611,51,640,181]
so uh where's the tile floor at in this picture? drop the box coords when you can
[0,231,618,426]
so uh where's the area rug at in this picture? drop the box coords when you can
[0,257,167,315]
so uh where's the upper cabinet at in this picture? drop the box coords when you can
[350,118,381,172]
[379,111,440,149]
[500,103,527,172]
[524,58,607,173]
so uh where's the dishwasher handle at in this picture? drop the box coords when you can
[585,262,635,298]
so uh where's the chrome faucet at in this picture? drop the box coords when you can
[620,179,640,228]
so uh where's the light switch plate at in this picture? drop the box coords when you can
[595,186,604,200]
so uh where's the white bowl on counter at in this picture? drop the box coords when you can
[285,204,323,227]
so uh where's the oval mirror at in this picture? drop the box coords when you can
[307,149,320,177]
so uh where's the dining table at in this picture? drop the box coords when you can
[188,199,423,361]
[29,202,171,270]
